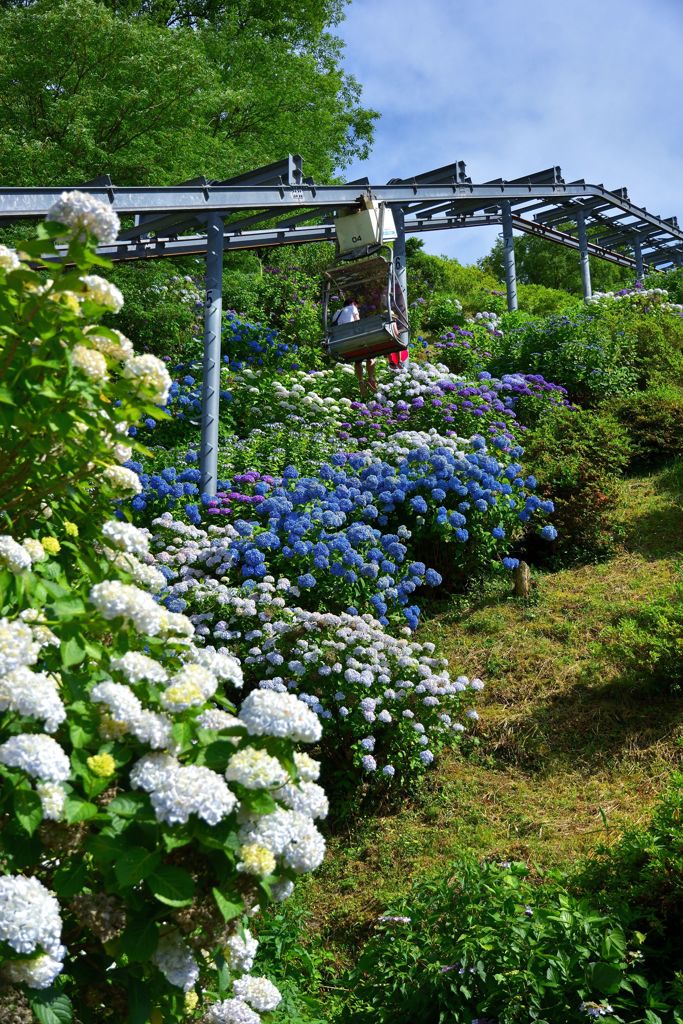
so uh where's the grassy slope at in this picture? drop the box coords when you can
[295,463,683,968]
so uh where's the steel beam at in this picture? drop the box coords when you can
[576,209,592,300]
[633,237,644,280]
[392,205,409,346]
[501,201,518,311]
[199,214,224,497]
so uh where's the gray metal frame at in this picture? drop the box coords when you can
[6,155,683,495]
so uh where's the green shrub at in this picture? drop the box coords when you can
[523,408,631,563]
[344,858,676,1024]
[610,384,683,466]
[517,282,574,316]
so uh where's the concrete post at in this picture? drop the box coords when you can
[576,208,592,300]
[501,201,518,311]
[200,213,224,496]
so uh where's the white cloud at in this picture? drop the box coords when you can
[337,0,683,264]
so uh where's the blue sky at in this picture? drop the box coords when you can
[336,0,683,266]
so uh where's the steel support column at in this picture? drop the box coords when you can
[633,237,644,281]
[391,205,410,345]
[200,214,224,496]
[501,201,518,311]
[576,209,592,300]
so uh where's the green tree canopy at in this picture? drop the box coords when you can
[481,232,632,294]
[0,0,376,186]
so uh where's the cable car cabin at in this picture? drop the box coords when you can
[322,251,409,363]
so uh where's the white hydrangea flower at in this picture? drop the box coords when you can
[22,538,47,564]
[0,667,66,732]
[47,190,120,244]
[223,929,258,973]
[111,651,168,685]
[165,663,217,701]
[122,353,172,404]
[102,520,150,558]
[129,752,180,792]
[0,875,65,956]
[112,441,134,464]
[293,751,320,783]
[203,998,260,1024]
[102,465,143,496]
[111,553,167,592]
[160,680,206,712]
[238,690,321,743]
[239,808,325,873]
[270,879,294,902]
[2,952,64,990]
[225,747,288,790]
[233,976,282,1013]
[80,274,124,312]
[86,327,135,361]
[90,580,164,634]
[0,536,32,574]
[186,645,243,687]
[90,680,143,722]
[72,344,108,381]
[150,765,237,825]
[0,617,39,675]
[196,709,243,734]
[236,843,276,878]
[0,734,70,782]
[0,244,21,272]
[152,930,199,992]
[129,709,175,750]
[36,782,67,821]
[275,781,328,820]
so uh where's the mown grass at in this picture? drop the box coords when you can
[290,464,683,975]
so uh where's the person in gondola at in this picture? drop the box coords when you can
[332,296,377,396]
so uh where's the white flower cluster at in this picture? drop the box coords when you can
[102,520,150,558]
[90,580,193,637]
[232,975,282,1012]
[0,875,66,989]
[225,746,289,790]
[0,666,65,732]
[111,650,169,684]
[223,929,259,973]
[152,930,199,992]
[238,690,322,743]
[204,998,260,1024]
[122,353,172,404]
[80,274,124,313]
[90,680,174,749]
[131,758,237,825]
[72,343,108,381]
[0,535,32,574]
[47,190,120,245]
[102,464,143,496]
[0,617,39,676]
[0,733,70,782]
[0,244,21,272]
[86,327,135,361]
[239,807,325,874]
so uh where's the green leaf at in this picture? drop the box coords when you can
[0,386,14,404]
[63,796,99,824]
[201,739,241,772]
[212,887,243,922]
[115,846,162,888]
[86,833,122,865]
[240,789,278,816]
[52,860,88,899]
[61,635,86,667]
[127,981,152,1024]
[52,596,86,617]
[14,787,43,835]
[120,916,160,962]
[29,991,73,1024]
[107,791,149,818]
[588,961,623,994]
[148,865,195,907]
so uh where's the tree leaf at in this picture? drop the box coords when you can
[120,916,159,963]
[588,961,623,994]
[64,796,98,824]
[107,792,149,818]
[148,864,195,907]
[127,980,152,1024]
[114,846,162,888]
[29,991,73,1024]
[212,887,243,922]
[14,787,43,835]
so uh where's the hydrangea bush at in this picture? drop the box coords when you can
[0,197,328,1024]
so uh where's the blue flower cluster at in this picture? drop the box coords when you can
[222,311,298,371]
[125,455,213,527]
